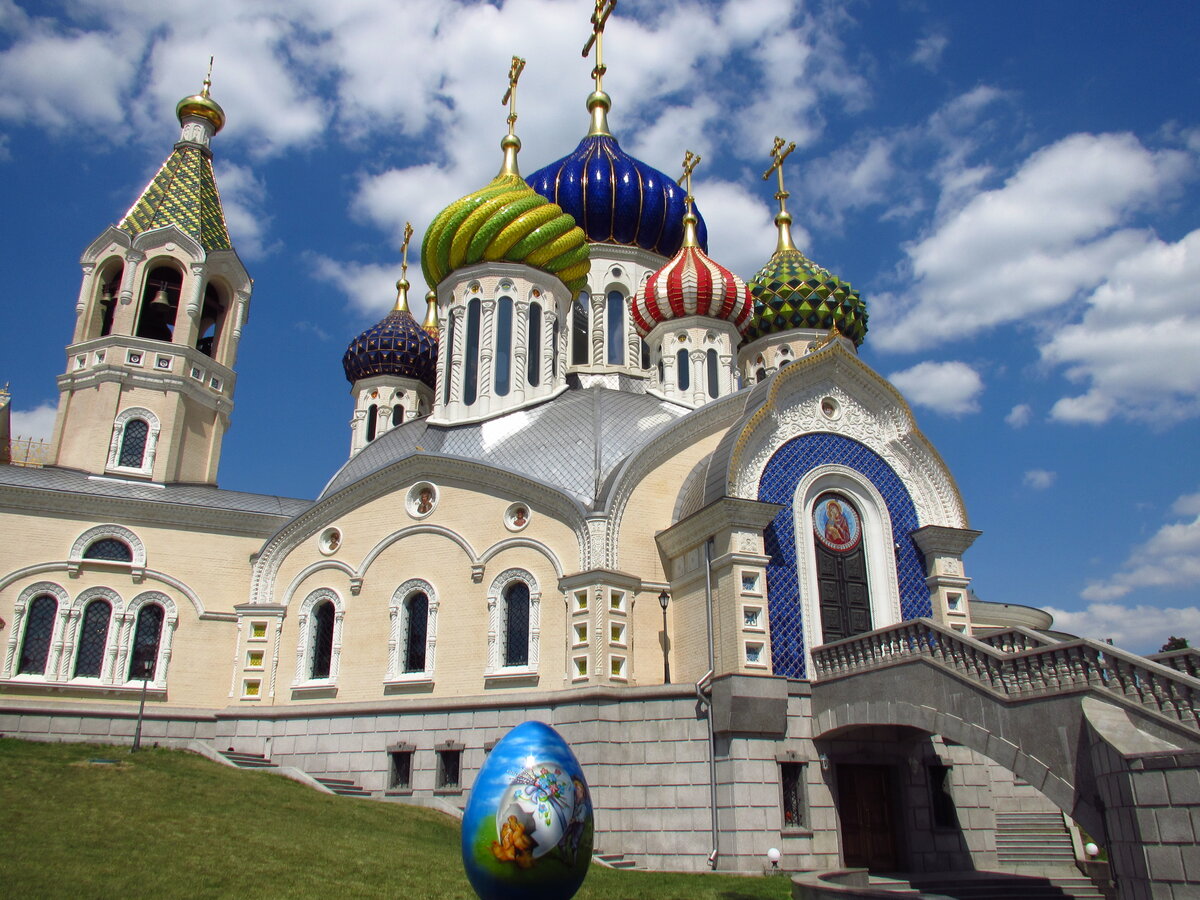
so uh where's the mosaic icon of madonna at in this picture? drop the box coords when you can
[813,492,861,552]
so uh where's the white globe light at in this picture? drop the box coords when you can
[1084,842,1099,858]
[767,848,781,863]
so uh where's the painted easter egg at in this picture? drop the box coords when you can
[461,721,593,900]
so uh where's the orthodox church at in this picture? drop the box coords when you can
[2,17,1089,879]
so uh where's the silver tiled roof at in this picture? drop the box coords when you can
[320,387,689,507]
[0,464,311,518]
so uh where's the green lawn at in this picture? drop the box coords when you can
[0,738,791,899]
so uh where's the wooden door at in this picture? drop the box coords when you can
[836,764,900,872]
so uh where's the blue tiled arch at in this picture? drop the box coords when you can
[756,433,929,678]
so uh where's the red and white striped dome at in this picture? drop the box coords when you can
[631,233,753,338]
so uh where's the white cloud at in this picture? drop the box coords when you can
[910,32,948,71]
[1043,602,1200,655]
[213,162,273,260]
[801,137,895,227]
[1080,494,1200,602]
[874,133,1193,353]
[10,402,57,442]
[693,177,799,280]
[887,360,983,415]
[310,253,428,322]
[1022,469,1056,490]
[1005,403,1031,427]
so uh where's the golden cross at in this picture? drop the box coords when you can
[501,56,526,135]
[203,56,214,97]
[582,0,617,93]
[400,222,414,280]
[762,136,797,213]
[678,150,701,207]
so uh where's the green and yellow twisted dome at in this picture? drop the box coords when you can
[421,134,590,295]
[743,211,868,346]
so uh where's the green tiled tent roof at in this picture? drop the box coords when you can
[743,248,868,346]
[119,144,231,252]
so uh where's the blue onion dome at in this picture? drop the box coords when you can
[342,278,438,388]
[525,91,708,257]
[743,210,868,346]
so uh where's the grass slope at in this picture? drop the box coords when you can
[0,739,790,899]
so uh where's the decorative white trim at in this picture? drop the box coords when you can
[387,578,438,681]
[292,588,344,687]
[105,407,161,478]
[63,587,124,684]
[792,466,902,677]
[119,591,178,689]
[485,568,540,676]
[68,524,147,577]
[3,582,70,680]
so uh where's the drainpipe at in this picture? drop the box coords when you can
[699,537,719,869]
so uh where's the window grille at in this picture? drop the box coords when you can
[310,601,335,679]
[437,748,462,789]
[389,750,413,790]
[83,538,132,562]
[118,419,149,468]
[781,762,808,829]
[129,604,164,680]
[18,595,57,675]
[503,582,530,667]
[74,600,112,678]
[404,592,428,673]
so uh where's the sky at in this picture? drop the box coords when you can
[1,0,1198,654]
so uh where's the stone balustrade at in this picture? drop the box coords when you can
[812,618,1200,733]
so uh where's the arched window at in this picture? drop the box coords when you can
[83,538,132,562]
[366,404,378,442]
[464,298,481,405]
[74,600,112,678]
[310,600,335,679]
[706,349,719,398]
[756,367,767,383]
[392,404,404,426]
[503,581,530,668]
[404,592,429,674]
[119,419,149,468]
[136,266,182,342]
[527,302,542,387]
[495,296,513,396]
[676,349,690,391]
[17,594,57,676]
[85,260,123,340]
[640,339,650,370]
[571,291,589,365]
[442,311,457,405]
[812,491,872,643]
[552,319,560,378]
[606,290,625,365]
[128,603,164,680]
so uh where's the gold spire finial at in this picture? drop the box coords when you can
[677,150,702,248]
[203,56,214,98]
[582,0,616,136]
[498,56,526,176]
[394,222,414,314]
[502,56,526,138]
[423,289,440,339]
[762,136,798,253]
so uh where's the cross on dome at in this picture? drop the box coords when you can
[502,56,526,138]
[763,136,799,253]
[582,0,616,94]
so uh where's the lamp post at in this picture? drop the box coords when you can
[658,589,671,684]
[131,655,153,752]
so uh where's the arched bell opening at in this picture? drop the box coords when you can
[83,258,124,340]
[135,265,183,343]
[196,282,229,358]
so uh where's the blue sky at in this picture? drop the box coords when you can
[2,0,1198,652]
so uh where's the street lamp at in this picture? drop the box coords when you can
[658,589,671,684]
[131,655,153,752]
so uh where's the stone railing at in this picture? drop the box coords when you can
[812,618,1200,733]
[1148,647,1200,680]
[972,626,1059,652]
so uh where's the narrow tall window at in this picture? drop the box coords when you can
[464,298,481,405]
[781,762,809,830]
[366,404,378,442]
[128,603,164,681]
[571,292,589,365]
[606,290,625,365]
[437,747,462,789]
[442,311,457,405]
[640,339,650,369]
[119,419,149,468]
[503,581,530,667]
[494,296,513,396]
[74,600,112,678]
[310,600,335,679]
[83,538,132,562]
[389,749,414,790]
[527,302,542,387]
[676,349,690,391]
[392,404,404,426]
[18,595,57,675]
[404,592,429,674]
[706,348,719,398]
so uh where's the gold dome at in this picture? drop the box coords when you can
[176,64,226,134]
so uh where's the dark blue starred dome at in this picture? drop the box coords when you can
[526,133,708,258]
[342,282,438,388]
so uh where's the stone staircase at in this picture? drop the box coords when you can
[995,811,1077,868]
[219,749,278,770]
[217,749,370,797]
[313,775,372,797]
[593,850,638,869]
[907,871,1105,900]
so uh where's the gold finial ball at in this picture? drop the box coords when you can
[586,89,611,113]
[500,133,522,152]
[176,92,226,133]
[396,278,410,292]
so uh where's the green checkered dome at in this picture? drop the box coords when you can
[743,213,868,346]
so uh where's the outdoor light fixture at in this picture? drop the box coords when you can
[767,847,781,870]
[658,589,671,684]
[1085,842,1100,859]
[819,753,830,771]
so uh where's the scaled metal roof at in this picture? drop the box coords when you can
[118,143,231,252]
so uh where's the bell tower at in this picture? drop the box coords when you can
[50,66,252,484]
